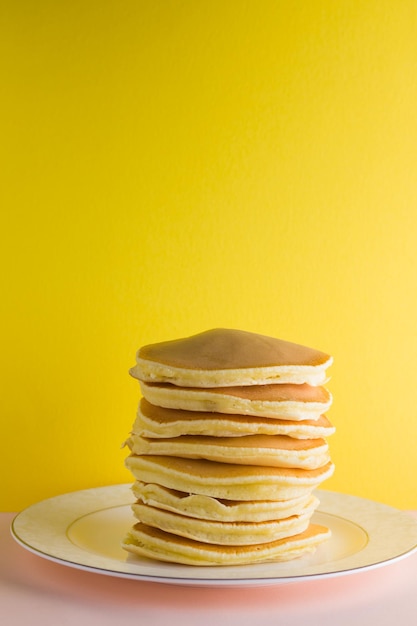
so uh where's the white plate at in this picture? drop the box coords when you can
[11,485,417,587]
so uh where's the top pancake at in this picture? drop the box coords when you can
[130,328,332,387]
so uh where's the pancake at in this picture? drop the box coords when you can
[128,434,330,470]
[125,455,335,501]
[139,381,332,420]
[130,502,313,545]
[130,328,332,387]
[131,481,319,522]
[122,522,332,566]
[134,399,336,439]
[125,329,334,567]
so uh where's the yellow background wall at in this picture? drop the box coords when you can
[2,1,417,511]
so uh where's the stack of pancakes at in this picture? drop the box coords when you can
[123,328,335,566]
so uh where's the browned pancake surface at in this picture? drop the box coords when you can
[138,328,331,369]
[143,382,330,402]
[139,398,333,427]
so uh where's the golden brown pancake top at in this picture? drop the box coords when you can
[128,454,334,479]
[139,398,333,427]
[144,382,331,403]
[129,521,330,551]
[138,434,327,451]
[138,328,331,370]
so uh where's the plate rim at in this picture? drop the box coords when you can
[10,485,417,587]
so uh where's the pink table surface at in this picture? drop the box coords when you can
[2,511,417,626]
